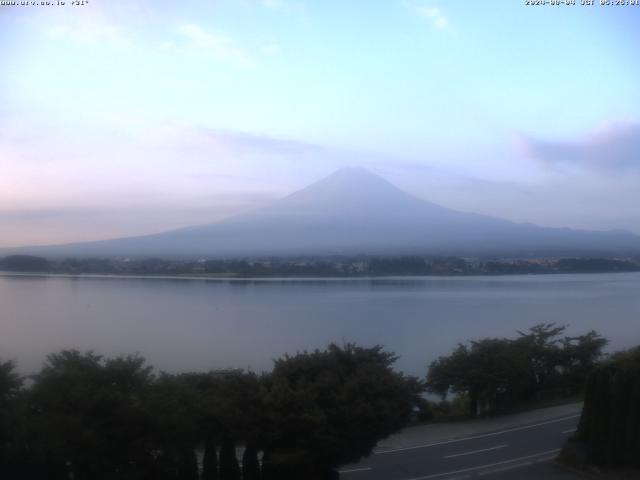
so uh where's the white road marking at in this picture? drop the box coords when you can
[478,452,557,476]
[375,414,580,454]
[339,467,373,474]
[404,449,561,480]
[562,428,577,434]
[477,461,533,476]
[443,444,508,459]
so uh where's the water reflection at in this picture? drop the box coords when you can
[1,272,639,376]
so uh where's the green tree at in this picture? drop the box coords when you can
[219,435,241,480]
[202,435,219,480]
[515,323,567,398]
[0,360,24,476]
[0,360,22,401]
[0,255,50,272]
[576,346,640,467]
[427,325,607,416]
[145,373,202,479]
[177,448,199,480]
[200,370,263,444]
[560,331,608,394]
[242,442,261,480]
[28,350,154,480]
[260,343,417,479]
[427,339,526,416]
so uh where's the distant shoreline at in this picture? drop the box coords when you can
[3,254,639,278]
[2,270,640,282]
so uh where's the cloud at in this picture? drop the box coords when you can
[404,1,451,30]
[0,118,379,247]
[176,24,253,67]
[173,126,326,156]
[4,115,640,245]
[262,0,283,8]
[416,5,449,30]
[260,0,304,13]
[261,42,281,55]
[0,195,279,248]
[517,120,640,171]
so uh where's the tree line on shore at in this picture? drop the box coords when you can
[0,324,615,479]
[2,254,639,277]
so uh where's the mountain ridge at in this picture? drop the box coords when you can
[3,168,640,258]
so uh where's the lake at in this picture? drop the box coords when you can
[1,272,639,376]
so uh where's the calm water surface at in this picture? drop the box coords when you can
[1,273,639,375]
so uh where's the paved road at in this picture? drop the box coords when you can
[339,412,581,480]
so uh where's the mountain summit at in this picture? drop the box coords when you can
[231,166,438,222]
[7,168,640,258]
[284,166,413,208]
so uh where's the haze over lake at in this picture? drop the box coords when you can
[2,272,639,376]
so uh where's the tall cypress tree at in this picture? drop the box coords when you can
[219,435,241,480]
[202,436,219,480]
[259,450,274,480]
[242,442,261,480]
[177,448,199,480]
[578,347,640,467]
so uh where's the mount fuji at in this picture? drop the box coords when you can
[7,168,640,258]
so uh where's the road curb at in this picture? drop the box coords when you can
[374,409,583,454]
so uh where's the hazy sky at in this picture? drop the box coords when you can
[1,0,639,247]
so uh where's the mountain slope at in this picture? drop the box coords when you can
[5,167,640,258]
